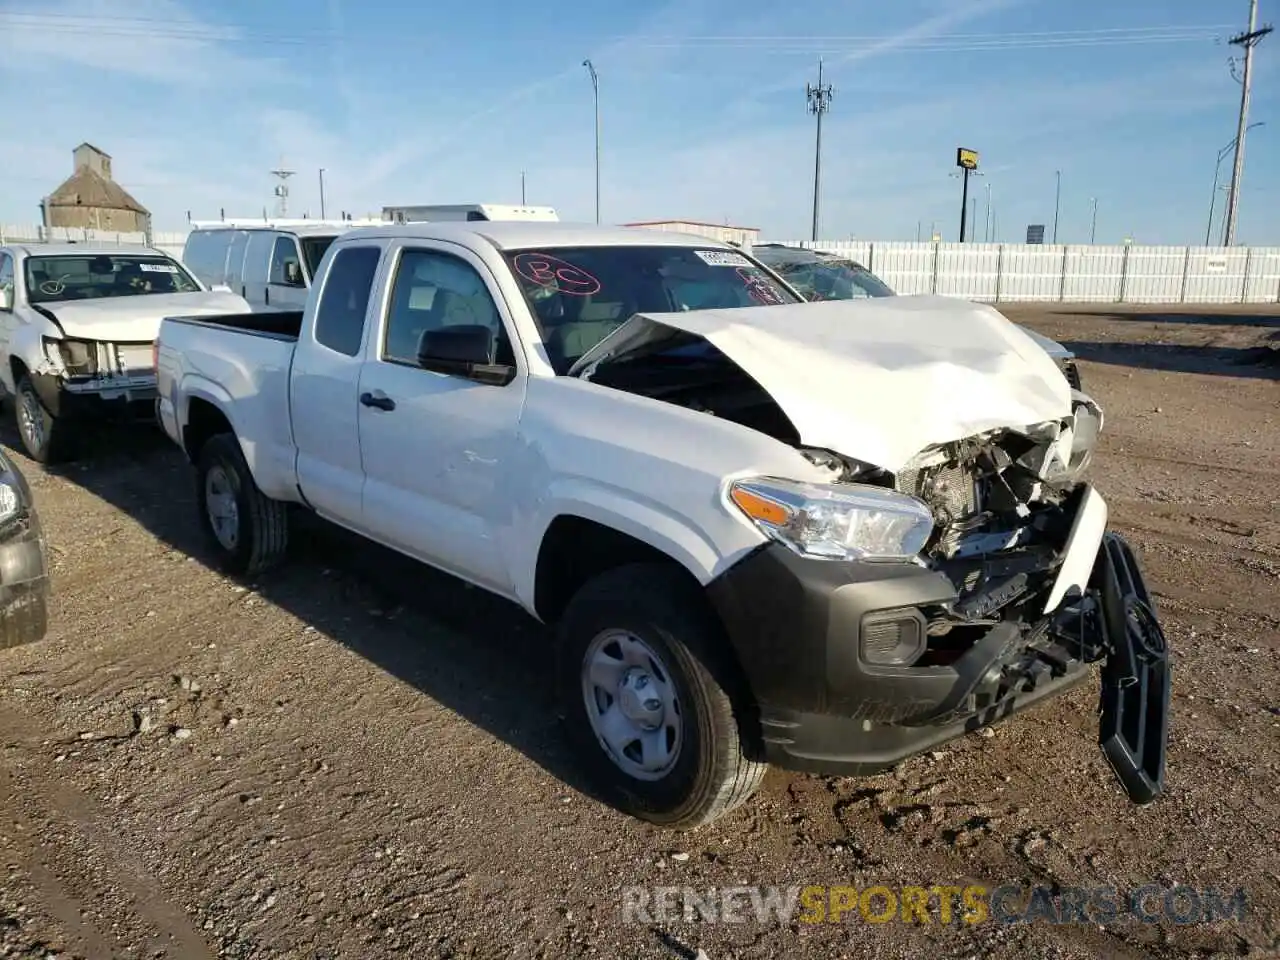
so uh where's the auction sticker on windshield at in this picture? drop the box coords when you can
[694,250,752,267]
[139,263,179,273]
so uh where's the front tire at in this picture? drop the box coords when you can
[558,563,766,830]
[195,433,289,577]
[15,374,75,464]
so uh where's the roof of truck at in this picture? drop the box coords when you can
[337,221,738,251]
[3,242,166,258]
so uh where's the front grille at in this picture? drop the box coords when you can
[895,460,979,523]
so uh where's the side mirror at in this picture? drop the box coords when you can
[284,261,302,285]
[417,325,515,386]
[0,287,11,311]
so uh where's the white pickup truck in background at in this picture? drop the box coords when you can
[155,221,1170,829]
[0,243,247,462]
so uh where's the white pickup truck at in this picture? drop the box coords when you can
[0,243,247,462]
[155,221,1170,829]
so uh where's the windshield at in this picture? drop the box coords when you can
[301,237,336,277]
[23,254,201,304]
[767,257,896,301]
[502,245,799,374]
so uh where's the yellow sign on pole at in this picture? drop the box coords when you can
[956,148,980,170]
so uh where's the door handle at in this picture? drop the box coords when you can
[360,391,396,411]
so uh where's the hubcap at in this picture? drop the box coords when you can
[17,388,44,453]
[204,465,240,551]
[581,629,682,781]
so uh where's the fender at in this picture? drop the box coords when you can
[3,316,62,393]
[511,474,767,615]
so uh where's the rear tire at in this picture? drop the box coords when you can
[557,562,766,830]
[194,433,288,577]
[15,374,75,464]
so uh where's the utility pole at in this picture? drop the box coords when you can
[521,170,527,205]
[583,59,600,223]
[1223,0,1272,245]
[270,161,295,218]
[806,57,834,242]
[1052,170,1061,244]
[1090,196,1098,243]
[318,168,326,219]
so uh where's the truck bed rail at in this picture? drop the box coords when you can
[164,310,303,341]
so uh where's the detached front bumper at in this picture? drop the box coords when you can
[706,486,1170,804]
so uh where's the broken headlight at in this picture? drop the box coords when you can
[42,337,98,376]
[728,477,934,562]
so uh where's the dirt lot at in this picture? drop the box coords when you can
[0,303,1276,960]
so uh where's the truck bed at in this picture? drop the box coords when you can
[156,309,302,503]
[164,309,303,340]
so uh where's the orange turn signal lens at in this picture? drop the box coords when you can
[730,486,791,526]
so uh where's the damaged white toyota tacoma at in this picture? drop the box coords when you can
[0,243,247,462]
[154,222,1171,829]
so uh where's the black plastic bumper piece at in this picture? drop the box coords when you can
[1094,532,1170,804]
[706,529,1170,804]
[30,372,157,422]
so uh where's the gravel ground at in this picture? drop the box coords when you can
[0,303,1276,960]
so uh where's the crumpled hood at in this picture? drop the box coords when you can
[36,291,250,342]
[571,294,1073,474]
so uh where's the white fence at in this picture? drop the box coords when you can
[0,224,188,261]
[5,224,1279,305]
[764,240,1280,305]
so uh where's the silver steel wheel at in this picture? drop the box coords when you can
[204,465,240,551]
[17,386,45,454]
[581,629,683,781]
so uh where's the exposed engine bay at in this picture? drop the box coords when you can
[584,326,1105,625]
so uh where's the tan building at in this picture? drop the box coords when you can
[622,219,761,247]
[43,143,150,233]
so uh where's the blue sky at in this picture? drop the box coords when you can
[0,0,1275,244]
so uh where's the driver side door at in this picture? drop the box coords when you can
[356,240,526,596]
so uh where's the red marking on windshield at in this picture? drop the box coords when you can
[513,252,602,296]
[737,267,786,305]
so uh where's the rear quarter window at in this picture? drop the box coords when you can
[313,246,381,357]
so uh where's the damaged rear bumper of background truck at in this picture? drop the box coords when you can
[705,483,1170,803]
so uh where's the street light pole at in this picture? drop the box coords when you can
[1052,170,1061,244]
[1208,122,1263,245]
[318,168,326,219]
[1089,196,1098,244]
[583,59,600,223]
[984,182,992,242]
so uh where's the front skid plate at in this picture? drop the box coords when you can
[1094,531,1171,804]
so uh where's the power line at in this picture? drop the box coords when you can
[0,13,335,45]
[617,25,1233,51]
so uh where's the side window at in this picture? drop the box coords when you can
[269,236,304,287]
[0,254,13,310]
[314,246,381,357]
[382,248,511,368]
